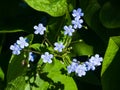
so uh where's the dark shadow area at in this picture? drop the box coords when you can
[60,68,68,76]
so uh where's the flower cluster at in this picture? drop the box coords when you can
[9,7,103,78]
[10,37,29,55]
[33,23,65,63]
[67,54,103,77]
[64,8,84,36]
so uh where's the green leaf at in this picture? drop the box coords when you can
[24,0,68,17]
[6,76,26,90]
[31,75,49,90]
[33,60,77,90]
[71,40,93,56]
[0,67,4,81]
[100,2,120,28]
[7,34,33,83]
[101,36,120,90]
[43,60,77,90]
[29,43,41,51]
[6,51,28,82]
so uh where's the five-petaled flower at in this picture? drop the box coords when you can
[54,42,65,52]
[10,43,22,55]
[41,52,53,63]
[67,59,79,73]
[75,64,87,77]
[64,25,75,36]
[72,8,84,19]
[72,17,83,29]
[34,23,46,35]
[17,37,29,49]
[89,54,103,66]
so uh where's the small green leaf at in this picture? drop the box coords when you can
[101,36,120,90]
[24,0,68,17]
[29,43,41,51]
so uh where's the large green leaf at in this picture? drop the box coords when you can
[101,36,120,90]
[6,76,26,90]
[6,34,34,89]
[32,60,77,90]
[43,60,77,90]
[24,0,68,17]
[100,2,120,28]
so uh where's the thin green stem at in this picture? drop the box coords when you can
[24,49,41,54]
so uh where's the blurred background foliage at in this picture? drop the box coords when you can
[0,0,120,90]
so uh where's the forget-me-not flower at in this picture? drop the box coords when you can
[54,42,65,52]
[85,54,103,71]
[17,37,29,49]
[64,25,75,36]
[67,59,79,74]
[72,17,83,29]
[28,52,35,62]
[89,54,103,66]
[85,61,96,71]
[75,64,87,77]
[41,52,53,63]
[72,8,84,19]
[10,43,22,55]
[34,23,46,35]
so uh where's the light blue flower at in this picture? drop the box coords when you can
[28,52,35,62]
[41,52,53,63]
[54,42,65,52]
[72,17,83,29]
[85,61,95,71]
[10,43,22,55]
[34,23,46,35]
[72,8,84,19]
[67,59,79,74]
[17,37,29,49]
[89,54,103,66]
[75,64,87,77]
[85,54,103,71]
[64,25,75,36]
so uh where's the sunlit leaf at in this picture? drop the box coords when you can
[101,36,120,90]
[24,0,68,17]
